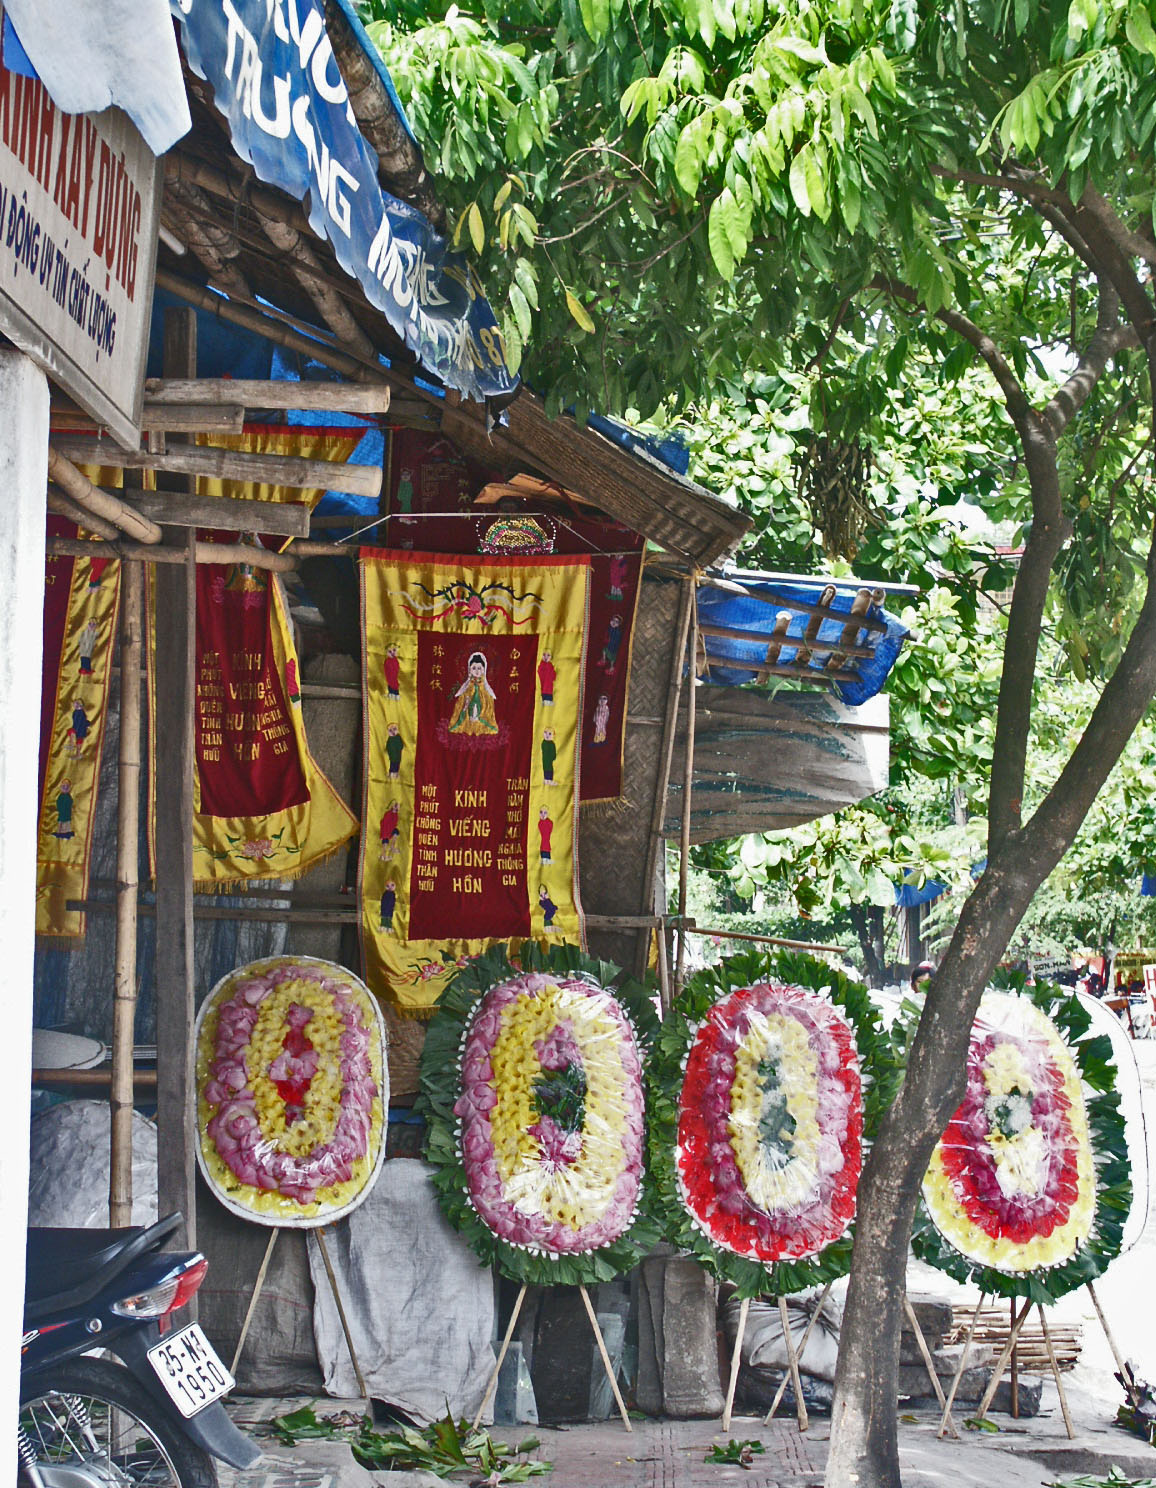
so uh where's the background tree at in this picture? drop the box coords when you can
[364,3,1156,1484]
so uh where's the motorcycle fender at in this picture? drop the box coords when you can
[179,1400,263,1470]
[116,1326,262,1470]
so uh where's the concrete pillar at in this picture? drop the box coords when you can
[0,351,49,1456]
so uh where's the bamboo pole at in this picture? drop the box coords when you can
[46,485,123,541]
[764,1283,833,1426]
[1038,1305,1075,1439]
[778,1297,809,1432]
[109,562,143,1228]
[47,449,163,544]
[721,1296,749,1432]
[692,927,847,955]
[231,1229,280,1376]
[973,1296,1033,1422]
[902,1297,955,1436]
[579,1285,632,1432]
[938,1293,986,1439]
[47,536,298,572]
[1010,1295,1019,1418]
[472,1283,527,1431]
[316,1228,371,1404]
[675,577,698,994]
[156,266,394,387]
[1087,1282,1142,1408]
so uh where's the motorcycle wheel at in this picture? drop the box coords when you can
[19,1355,217,1488]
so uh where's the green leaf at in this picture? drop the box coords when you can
[789,144,815,215]
[565,287,596,333]
[1126,1,1156,58]
[467,201,485,254]
[513,256,539,310]
[508,282,533,340]
[708,193,737,278]
[674,116,708,196]
[1068,0,1099,38]
[578,0,611,41]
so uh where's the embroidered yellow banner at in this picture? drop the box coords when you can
[36,518,120,938]
[360,548,589,1014]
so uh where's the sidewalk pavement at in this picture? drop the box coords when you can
[220,1377,1156,1488]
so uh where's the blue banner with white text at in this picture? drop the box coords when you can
[170,0,518,407]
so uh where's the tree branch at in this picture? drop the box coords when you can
[1042,286,1137,438]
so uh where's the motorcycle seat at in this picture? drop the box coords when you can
[24,1211,184,1321]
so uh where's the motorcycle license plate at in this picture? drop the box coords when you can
[146,1323,234,1418]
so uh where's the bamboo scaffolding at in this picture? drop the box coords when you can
[109,562,142,1229]
[47,449,163,544]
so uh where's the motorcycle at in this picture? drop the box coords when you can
[20,1211,261,1487]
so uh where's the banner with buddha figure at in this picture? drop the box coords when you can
[360,548,590,1015]
[147,539,358,887]
[36,516,121,937]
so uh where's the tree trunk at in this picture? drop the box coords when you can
[849,904,885,986]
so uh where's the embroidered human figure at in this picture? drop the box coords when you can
[537,650,556,705]
[78,619,98,676]
[608,556,628,600]
[396,467,414,514]
[285,657,301,704]
[592,693,611,744]
[538,807,553,862]
[383,644,401,700]
[379,799,400,860]
[538,883,557,928]
[600,614,624,673]
[380,880,397,933]
[541,727,556,785]
[68,697,91,756]
[55,780,75,839]
[449,651,499,736]
[87,556,112,591]
[385,723,405,779]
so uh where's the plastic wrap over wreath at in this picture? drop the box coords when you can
[922,990,1096,1273]
[453,971,645,1255]
[676,983,863,1263]
[195,956,388,1227]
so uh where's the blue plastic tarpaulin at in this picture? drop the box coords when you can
[696,575,909,707]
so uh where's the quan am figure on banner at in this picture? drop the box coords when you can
[449,651,500,737]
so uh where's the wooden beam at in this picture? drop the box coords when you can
[49,435,383,501]
[145,378,392,416]
[154,307,199,1256]
[47,536,298,572]
[699,620,875,660]
[141,403,245,435]
[47,448,163,544]
[125,489,310,537]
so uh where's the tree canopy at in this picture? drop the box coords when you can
[363,4,1156,1485]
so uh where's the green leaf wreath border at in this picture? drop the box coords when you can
[418,942,662,1287]
[910,974,1131,1304]
[648,948,901,1300]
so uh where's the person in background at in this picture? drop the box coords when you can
[911,960,935,993]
